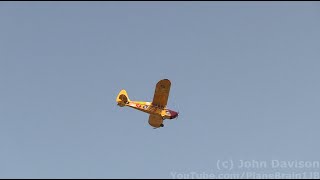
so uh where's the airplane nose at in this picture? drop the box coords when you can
[171,111,178,119]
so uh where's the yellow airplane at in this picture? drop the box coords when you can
[116,79,179,128]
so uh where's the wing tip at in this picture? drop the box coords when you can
[160,79,171,84]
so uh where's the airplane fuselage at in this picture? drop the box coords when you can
[123,101,178,120]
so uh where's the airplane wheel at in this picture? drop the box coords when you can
[160,124,164,127]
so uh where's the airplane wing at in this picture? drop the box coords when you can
[148,114,163,128]
[151,79,171,108]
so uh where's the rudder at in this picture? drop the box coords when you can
[116,89,130,107]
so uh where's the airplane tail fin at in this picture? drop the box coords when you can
[116,89,130,107]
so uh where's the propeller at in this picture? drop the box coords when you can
[175,100,180,121]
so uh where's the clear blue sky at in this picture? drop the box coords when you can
[1,2,320,178]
